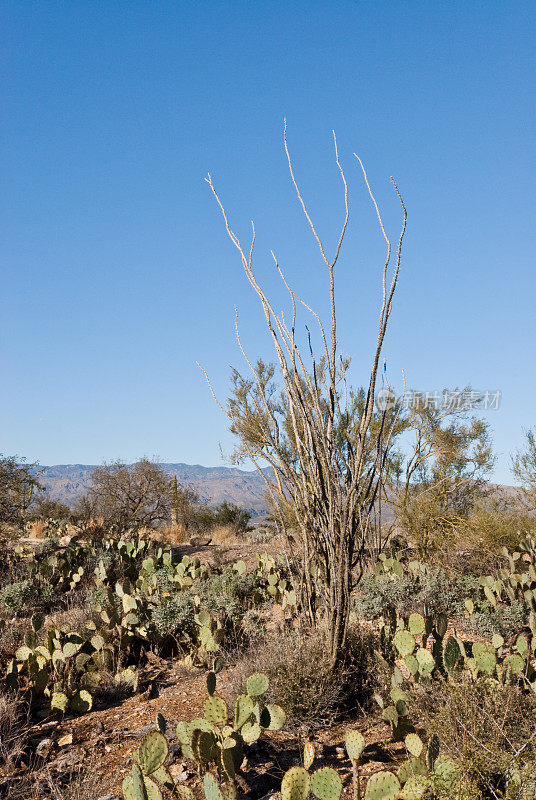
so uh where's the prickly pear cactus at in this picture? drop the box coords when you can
[432,756,460,794]
[241,721,262,743]
[398,777,428,800]
[442,636,462,674]
[203,773,225,800]
[394,630,416,658]
[408,614,425,636]
[123,762,163,800]
[281,766,311,800]
[246,672,269,697]
[310,767,342,800]
[404,733,423,758]
[397,757,427,785]
[345,730,366,761]
[234,693,255,729]
[123,763,149,800]
[260,703,286,731]
[204,695,228,727]
[136,730,168,776]
[363,772,400,800]
[207,671,217,696]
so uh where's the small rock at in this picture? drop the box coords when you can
[36,738,53,758]
[335,747,346,759]
[57,733,73,747]
[170,763,188,782]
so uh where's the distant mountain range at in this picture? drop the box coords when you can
[36,463,270,519]
[36,464,521,524]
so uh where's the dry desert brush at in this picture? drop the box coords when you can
[200,123,407,667]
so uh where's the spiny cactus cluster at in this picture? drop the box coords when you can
[465,537,536,622]
[253,553,298,611]
[121,716,465,800]
[395,733,460,799]
[281,730,412,800]
[6,612,104,713]
[176,668,285,789]
[375,596,536,738]
[4,533,302,718]
[123,729,173,800]
[122,669,286,800]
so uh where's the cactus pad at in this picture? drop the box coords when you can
[415,648,435,675]
[443,636,462,674]
[70,689,93,714]
[363,772,400,800]
[404,734,423,758]
[51,691,69,713]
[404,654,419,675]
[398,777,428,800]
[397,758,427,785]
[345,730,366,761]
[432,757,459,793]
[506,652,525,674]
[394,630,416,657]
[310,767,343,800]
[216,743,236,781]
[246,672,269,697]
[224,733,244,770]
[260,703,286,731]
[475,649,497,675]
[137,730,168,775]
[234,693,255,729]
[241,721,262,743]
[176,721,195,745]
[203,773,224,800]
[123,764,163,800]
[434,613,448,638]
[207,671,217,696]
[195,730,217,764]
[281,766,311,800]
[204,695,228,727]
[408,614,425,636]
[123,763,149,800]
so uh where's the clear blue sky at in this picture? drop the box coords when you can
[2,1,534,483]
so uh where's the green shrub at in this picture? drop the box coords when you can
[149,594,196,640]
[353,568,481,621]
[153,565,176,590]
[0,580,35,614]
[466,600,526,639]
[194,568,264,627]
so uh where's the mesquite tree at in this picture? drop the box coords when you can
[201,124,407,667]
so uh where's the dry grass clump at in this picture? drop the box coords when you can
[27,519,47,539]
[3,747,114,800]
[231,621,376,730]
[210,525,244,547]
[0,624,24,661]
[43,601,91,634]
[157,523,188,545]
[0,692,28,769]
[413,677,536,797]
